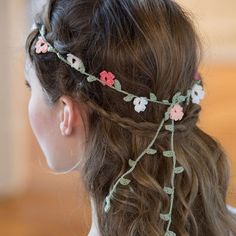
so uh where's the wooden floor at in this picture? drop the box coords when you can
[0,63,235,236]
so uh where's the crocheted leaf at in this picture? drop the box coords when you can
[163,150,174,157]
[114,79,122,91]
[146,148,157,155]
[48,45,56,53]
[149,92,157,102]
[196,80,201,85]
[165,125,174,132]
[87,75,97,82]
[162,100,169,105]
[165,230,176,236]
[172,92,182,103]
[40,25,46,36]
[164,111,170,121]
[104,196,111,213]
[177,95,186,103]
[123,94,135,102]
[104,203,110,213]
[120,178,131,185]
[79,65,86,73]
[160,213,171,221]
[128,159,136,167]
[174,166,184,174]
[163,186,174,195]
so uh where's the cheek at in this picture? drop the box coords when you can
[28,94,48,143]
[27,94,65,170]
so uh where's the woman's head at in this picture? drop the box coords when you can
[25,0,236,235]
[26,0,200,172]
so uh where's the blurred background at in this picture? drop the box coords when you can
[0,0,235,235]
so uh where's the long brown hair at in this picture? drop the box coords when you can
[26,0,236,235]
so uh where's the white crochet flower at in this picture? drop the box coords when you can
[133,97,148,113]
[67,53,84,71]
[191,84,205,104]
[31,23,37,31]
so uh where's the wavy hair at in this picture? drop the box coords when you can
[26,0,236,235]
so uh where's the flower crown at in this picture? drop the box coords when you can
[35,24,205,236]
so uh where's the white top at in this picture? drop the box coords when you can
[227,204,236,215]
[87,198,101,236]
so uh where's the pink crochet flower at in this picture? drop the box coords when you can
[99,70,115,87]
[170,104,184,121]
[35,37,48,54]
[194,72,201,81]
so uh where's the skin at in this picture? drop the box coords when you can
[24,57,88,172]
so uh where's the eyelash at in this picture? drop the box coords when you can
[25,81,31,89]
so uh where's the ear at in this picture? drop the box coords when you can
[58,96,79,136]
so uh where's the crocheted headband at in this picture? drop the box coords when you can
[34,24,205,236]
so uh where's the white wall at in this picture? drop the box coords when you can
[0,0,30,198]
[177,0,236,62]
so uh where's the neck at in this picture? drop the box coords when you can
[87,197,101,236]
